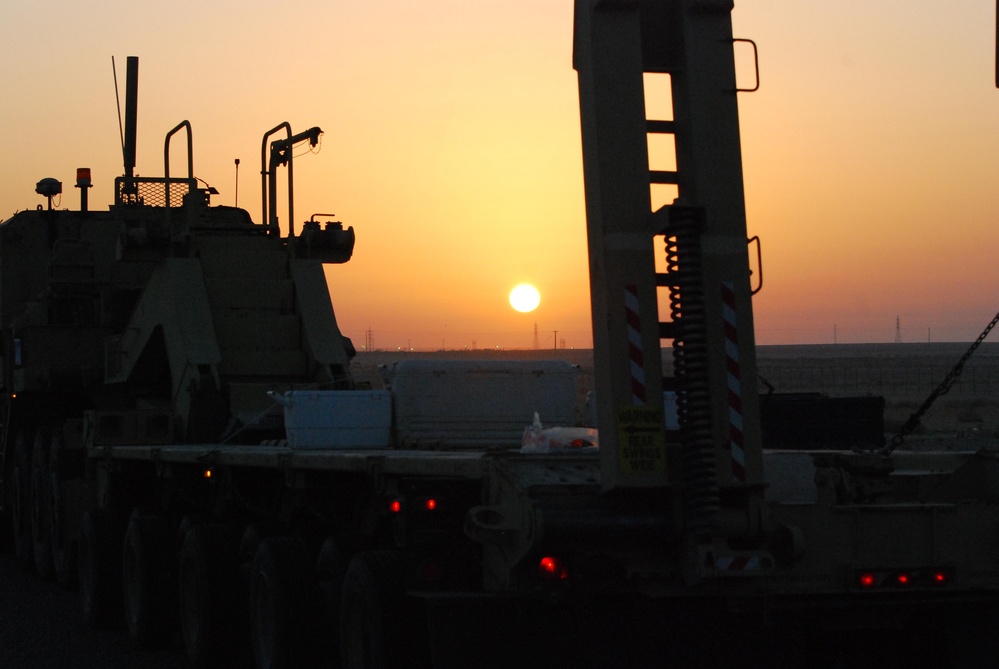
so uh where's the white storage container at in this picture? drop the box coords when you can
[271,390,391,449]
[384,359,578,448]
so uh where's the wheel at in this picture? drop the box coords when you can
[122,509,175,647]
[11,429,34,571]
[30,429,54,579]
[48,429,77,589]
[340,550,428,669]
[178,522,248,669]
[317,535,352,665]
[78,507,125,628]
[250,535,321,669]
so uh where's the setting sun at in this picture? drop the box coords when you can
[509,284,541,313]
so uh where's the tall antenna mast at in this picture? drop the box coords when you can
[112,56,125,154]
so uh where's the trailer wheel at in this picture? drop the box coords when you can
[250,535,320,669]
[29,430,54,579]
[122,509,175,647]
[340,550,425,669]
[78,507,124,628]
[317,535,352,665]
[11,429,34,571]
[48,430,76,589]
[178,522,247,669]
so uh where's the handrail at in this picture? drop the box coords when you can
[261,122,291,236]
[164,120,193,208]
[732,38,760,93]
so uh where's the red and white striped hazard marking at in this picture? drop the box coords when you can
[716,555,763,572]
[721,282,746,482]
[624,284,646,405]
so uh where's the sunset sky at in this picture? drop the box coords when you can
[2,1,997,350]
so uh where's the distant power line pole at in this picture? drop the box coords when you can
[365,327,374,351]
[553,330,558,350]
[895,316,901,344]
[533,322,539,350]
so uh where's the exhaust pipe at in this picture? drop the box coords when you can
[123,56,139,180]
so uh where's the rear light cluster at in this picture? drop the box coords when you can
[388,497,438,513]
[854,567,953,590]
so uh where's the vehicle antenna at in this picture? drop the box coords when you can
[112,56,124,157]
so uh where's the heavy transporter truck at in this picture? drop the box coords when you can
[3,3,999,668]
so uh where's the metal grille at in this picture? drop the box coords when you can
[115,177,194,207]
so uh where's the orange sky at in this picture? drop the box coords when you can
[2,2,998,349]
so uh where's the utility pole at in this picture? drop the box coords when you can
[553,331,558,350]
[895,316,901,344]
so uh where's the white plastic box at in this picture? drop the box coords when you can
[272,390,391,449]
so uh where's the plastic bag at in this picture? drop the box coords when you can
[521,412,599,454]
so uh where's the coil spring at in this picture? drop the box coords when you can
[664,209,719,537]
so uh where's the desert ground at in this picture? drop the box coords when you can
[352,342,999,442]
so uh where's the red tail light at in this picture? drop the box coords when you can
[538,556,568,581]
[853,566,953,590]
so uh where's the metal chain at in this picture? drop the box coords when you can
[887,310,999,452]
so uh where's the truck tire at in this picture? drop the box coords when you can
[30,430,54,580]
[250,535,320,669]
[122,509,175,647]
[178,522,247,669]
[340,550,426,669]
[11,429,34,572]
[48,429,76,589]
[317,535,352,665]
[78,507,125,628]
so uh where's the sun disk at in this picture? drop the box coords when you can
[509,284,541,313]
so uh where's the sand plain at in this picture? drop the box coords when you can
[351,342,999,441]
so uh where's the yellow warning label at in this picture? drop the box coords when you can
[616,406,666,474]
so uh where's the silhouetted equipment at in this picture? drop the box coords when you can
[3,6,999,667]
[75,167,92,212]
[34,177,61,210]
[574,0,999,656]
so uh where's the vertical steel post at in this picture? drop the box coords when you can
[574,0,667,490]
[574,0,767,574]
